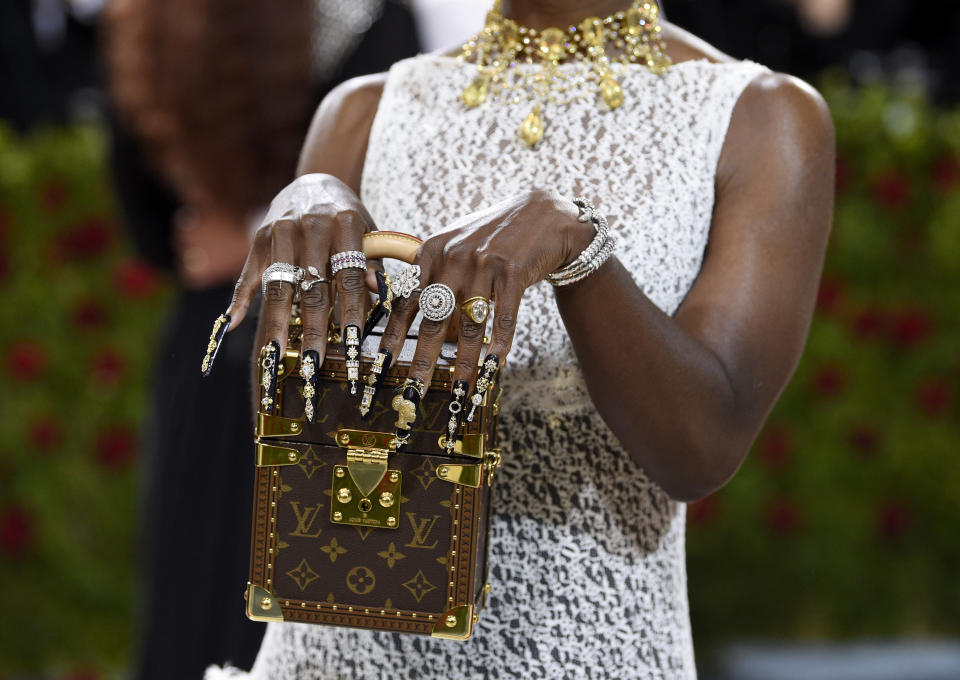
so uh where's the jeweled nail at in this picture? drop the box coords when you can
[259,341,280,414]
[392,378,425,451]
[359,350,393,420]
[344,324,361,396]
[200,313,231,376]
[466,354,499,423]
[300,350,319,424]
[444,380,469,453]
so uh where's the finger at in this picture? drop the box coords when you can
[465,277,519,423]
[202,226,268,377]
[256,220,299,414]
[298,214,332,424]
[446,279,492,450]
[360,262,426,428]
[225,226,271,329]
[399,278,457,451]
[331,221,368,396]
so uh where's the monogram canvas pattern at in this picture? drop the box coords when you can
[208,54,769,679]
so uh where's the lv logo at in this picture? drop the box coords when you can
[404,512,441,550]
[289,501,325,538]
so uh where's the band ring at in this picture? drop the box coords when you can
[419,283,457,322]
[391,265,421,300]
[261,262,303,297]
[329,250,367,276]
[460,296,492,324]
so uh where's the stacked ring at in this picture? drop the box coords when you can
[261,262,303,297]
[330,250,367,275]
[460,296,491,324]
[419,283,457,322]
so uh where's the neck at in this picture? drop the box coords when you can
[500,1,635,30]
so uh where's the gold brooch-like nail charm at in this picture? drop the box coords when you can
[200,313,230,376]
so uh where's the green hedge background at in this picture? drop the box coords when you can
[1,75,958,675]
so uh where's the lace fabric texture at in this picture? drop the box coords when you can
[208,53,768,680]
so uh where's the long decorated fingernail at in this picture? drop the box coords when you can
[344,325,361,396]
[300,350,319,424]
[362,271,393,341]
[392,377,425,451]
[359,350,393,420]
[259,341,280,414]
[466,354,499,423]
[444,380,468,453]
[200,313,231,376]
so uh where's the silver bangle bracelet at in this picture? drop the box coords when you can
[546,198,615,287]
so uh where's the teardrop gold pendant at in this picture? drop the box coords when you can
[461,72,492,108]
[601,74,624,109]
[518,103,545,147]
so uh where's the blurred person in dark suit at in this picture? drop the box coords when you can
[103,1,418,677]
[668,0,960,102]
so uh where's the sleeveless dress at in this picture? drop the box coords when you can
[207,52,768,680]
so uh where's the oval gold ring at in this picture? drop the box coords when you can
[460,296,492,325]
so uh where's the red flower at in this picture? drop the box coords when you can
[764,498,800,536]
[757,423,794,471]
[876,500,911,541]
[835,155,853,195]
[815,275,844,316]
[811,361,846,398]
[687,494,721,527]
[887,305,933,350]
[931,154,960,194]
[3,340,47,381]
[90,348,126,387]
[112,258,161,300]
[848,422,880,456]
[71,299,108,331]
[28,416,63,453]
[849,305,886,340]
[0,504,35,559]
[40,179,68,213]
[95,425,137,470]
[871,170,911,211]
[56,217,113,261]
[915,376,952,416]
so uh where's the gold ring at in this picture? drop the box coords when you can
[460,296,492,324]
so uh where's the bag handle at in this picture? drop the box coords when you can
[361,231,422,264]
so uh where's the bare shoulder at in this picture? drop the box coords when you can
[296,72,390,192]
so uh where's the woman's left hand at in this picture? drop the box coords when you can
[365,188,594,448]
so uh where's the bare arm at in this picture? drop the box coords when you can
[555,73,836,501]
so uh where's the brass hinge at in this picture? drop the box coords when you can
[255,443,301,466]
[436,463,483,488]
[256,413,303,439]
[436,433,485,458]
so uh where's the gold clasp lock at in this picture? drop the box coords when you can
[332,429,401,529]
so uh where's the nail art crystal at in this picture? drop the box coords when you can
[200,313,230,376]
[344,325,360,395]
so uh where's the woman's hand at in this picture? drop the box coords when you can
[201,173,378,416]
[367,188,594,449]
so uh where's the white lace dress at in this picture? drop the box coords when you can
[208,53,768,680]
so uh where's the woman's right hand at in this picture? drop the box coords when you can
[211,173,377,405]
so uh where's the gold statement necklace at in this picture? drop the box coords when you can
[458,0,670,147]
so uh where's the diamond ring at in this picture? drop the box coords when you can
[329,250,367,276]
[391,265,421,299]
[418,283,457,322]
[460,296,491,324]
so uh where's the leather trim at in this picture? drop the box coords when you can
[362,231,422,264]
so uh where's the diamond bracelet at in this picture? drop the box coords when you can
[545,198,616,287]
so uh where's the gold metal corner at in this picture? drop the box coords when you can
[255,443,301,467]
[246,583,284,622]
[436,463,482,488]
[430,604,474,640]
[256,413,303,438]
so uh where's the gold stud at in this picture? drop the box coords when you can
[338,432,350,445]
[390,471,399,483]
[445,614,458,627]
[387,516,397,527]
[336,467,345,478]
[337,487,352,503]
[287,451,297,462]
[333,511,343,521]
[261,597,272,608]
[438,466,449,477]
[379,491,395,508]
